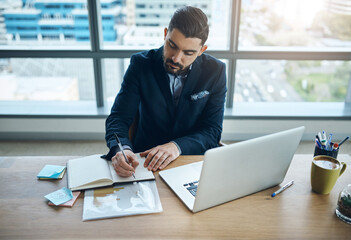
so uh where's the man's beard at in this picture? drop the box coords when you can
[163,58,190,76]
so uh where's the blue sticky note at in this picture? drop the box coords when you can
[37,165,66,179]
[45,187,73,206]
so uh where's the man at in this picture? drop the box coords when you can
[104,6,227,177]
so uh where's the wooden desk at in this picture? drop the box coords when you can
[1,154,351,239]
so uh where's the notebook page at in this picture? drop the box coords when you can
[109,154,155,183]
[68,154,113,190]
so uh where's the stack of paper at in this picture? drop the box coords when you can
[37,165,66,179]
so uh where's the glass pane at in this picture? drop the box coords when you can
[234,60,351,102]
[0,58,95,101]
[104,58,129,103]
[1,0,90,48]
[102,0,231,50]
[239,0,351,50]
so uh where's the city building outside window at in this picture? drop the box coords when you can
[0,0,350,117]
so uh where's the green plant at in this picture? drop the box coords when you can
[341,194,351,207]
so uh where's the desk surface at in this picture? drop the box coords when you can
[1,154,351,239]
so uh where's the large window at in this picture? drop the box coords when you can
[239,0,351,50]
[1,0,90,49]
[0,0,350,117]
[234,60,350,102]
[0,58,94,101]
[101,0,230,50]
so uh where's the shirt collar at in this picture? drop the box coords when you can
[168,64,192,79]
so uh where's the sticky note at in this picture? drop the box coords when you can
[45,187,73,206]
[37,165,66,179]
[48,191,81,207]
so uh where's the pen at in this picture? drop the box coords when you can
[332,143,339,151]
[326,134,333,150]
[315,138,322,148]
[114,133,136,179]
[338,136,349,147]
[318,132,322,143]
[318,132,324,149]
[321,131,327,149]
[271,180,294,197]
[316,134,321,144]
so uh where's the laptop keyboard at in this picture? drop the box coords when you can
[183,180,199,197]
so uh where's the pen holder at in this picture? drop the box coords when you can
[314,142,338,158]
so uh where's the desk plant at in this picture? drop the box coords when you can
[336,184,351,224]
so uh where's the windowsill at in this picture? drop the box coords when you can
[225,102,351,119]
[0,101,351,119]
[0,101,110,118]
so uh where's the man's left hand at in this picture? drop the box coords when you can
[140,142,180,171]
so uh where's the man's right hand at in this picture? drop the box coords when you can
[111,150,139,177]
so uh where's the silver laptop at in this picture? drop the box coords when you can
[159,126,305,213]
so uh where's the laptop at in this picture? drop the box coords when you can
[159,126,305,213]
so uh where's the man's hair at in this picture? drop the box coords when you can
[168,6,209,45]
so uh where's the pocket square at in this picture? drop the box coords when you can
[190,90,210,101]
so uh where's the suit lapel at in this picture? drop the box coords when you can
[152,47,176,118]
[175,57,202,116]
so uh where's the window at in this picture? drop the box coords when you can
[234,60,351,103]
[103,58,129,104]
[0,58,95,102]
[0,0,350,118]
[102,0,231,50]
[1,1,89,48]
[239,0,351,50]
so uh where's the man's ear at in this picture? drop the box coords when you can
[164,28,168,40]
[198,45,208,56]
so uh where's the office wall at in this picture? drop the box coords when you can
[0,118,350,141]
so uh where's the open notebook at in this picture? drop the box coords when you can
[67,154,154,191]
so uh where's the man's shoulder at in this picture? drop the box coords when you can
[131,47,162,63]
[198,53,225,68]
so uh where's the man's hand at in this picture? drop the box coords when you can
[111,150,139,177]
[140,142,180,171]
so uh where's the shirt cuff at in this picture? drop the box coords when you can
[122,145,132,152]
[171,141,182,155]
[101,145,133,160]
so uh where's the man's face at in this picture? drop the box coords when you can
[163,28,207,75]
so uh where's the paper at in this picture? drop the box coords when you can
[108,156,155,183]
[67,154,155,191]
[82,181,162,221]
[45,187,73,206]
[48,191,81,207]
[37,165,66,179]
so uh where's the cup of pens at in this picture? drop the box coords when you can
[314,131,349,159]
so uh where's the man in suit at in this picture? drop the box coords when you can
[105,6,227,177]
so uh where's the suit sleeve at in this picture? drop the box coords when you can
[173,62,227,155]
[104,56,141,159]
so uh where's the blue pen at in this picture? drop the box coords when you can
[315,138,322,148]
[326,134,333,151]
[272,180,294,197]
[338,136,349,147]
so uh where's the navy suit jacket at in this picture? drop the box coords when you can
[105,46,227,159]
